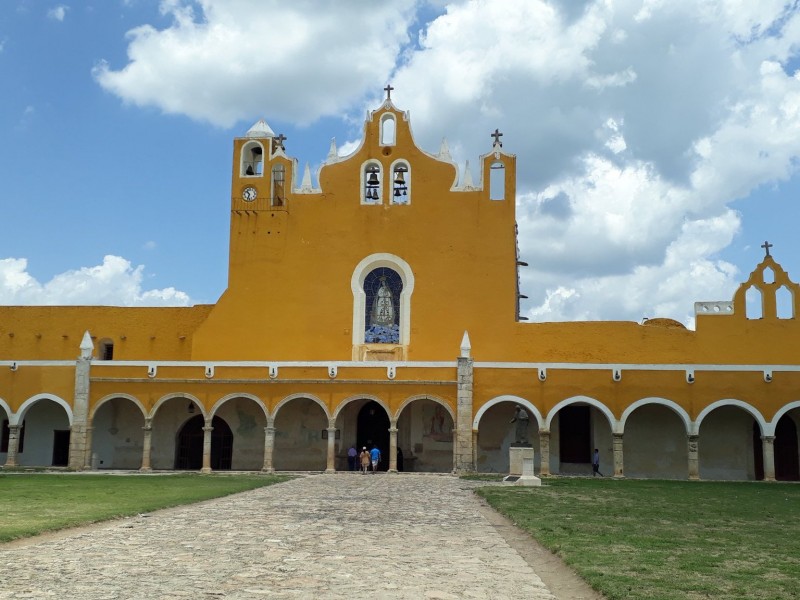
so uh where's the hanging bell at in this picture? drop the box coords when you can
[394,188,401,197]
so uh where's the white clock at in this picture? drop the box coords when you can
[242,187,257,201]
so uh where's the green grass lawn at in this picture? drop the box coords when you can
[477,478,800,600]
[0,473,288,542]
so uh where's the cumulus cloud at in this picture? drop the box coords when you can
[0,256,191,306]
[86,0,800,324]
[47,5,68,22]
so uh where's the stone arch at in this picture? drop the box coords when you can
[91,393,147,421]
[0,397,12,420]
[767,401,800,436]
[14,394,73,426]
[694,399,767,436]
[333,394,390,422]
[210,393,270,421]
[395,394,454,422]
[619,398,691,434]
[473,395,544,430]
[209,393,269,470]
[273,393,329,422]
[150,392,206,420]
[545,396,617,432]
[351,253,415,350]
[395,394,455,473]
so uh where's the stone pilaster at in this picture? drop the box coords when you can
[83,427,94,470]
[3,425,21,468]
[688,434,700,480]
[612,433,624,478]
[68,332,94,470]
[140,419,153,472]
[262,424,276,473]
[762,435,776,482]
[454,356,475,473]
[538,429,551,476]
[201,425,213,473]
[472,429,478,471]
[388,426,398,472]
[325,425,337,473]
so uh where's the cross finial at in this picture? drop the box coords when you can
[275,133,287,150]
[761,240,773,257]
[491,128,503,147]
[384,84,394,100]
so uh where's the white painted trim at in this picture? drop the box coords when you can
[473,395,544,430]
[765,400,800,436]
[350,253,415,349]
[395,394,454,422]
[150,392,206,420]
[473,362,800,371]
[694,399,767,436]
[85,360,451,368]
[91,393,147,421]
[210,393,269,421]
[0,361,76,367]
[619,398,692,435]
[544,396,618,433]
[388,158,411,205]
[13,394,74,426]
[273,393,330,421]
[332,394,390,421]
[0,397,12,419]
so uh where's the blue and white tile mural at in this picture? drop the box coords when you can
[365,324,400,344]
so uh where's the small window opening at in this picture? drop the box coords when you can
[763,266,775,284]
[777,285,794,319]
[242,142,263,177]
[99,340,114,360]
[380,114,396,146]
[745,286,763,319]
[272,164,285,206]
[392,163,409,204]
[490,161,505,200]
[364,163,382,204]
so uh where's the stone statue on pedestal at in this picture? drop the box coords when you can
[510,404,530,445]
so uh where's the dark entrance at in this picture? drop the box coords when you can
[52,430,70,466]
[175,415,234,470]
[559,405,591,463]
[357,400,390,471]
[753,417,799,481]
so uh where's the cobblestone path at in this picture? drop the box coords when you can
[0,474,556,599]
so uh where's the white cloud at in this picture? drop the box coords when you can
[0,256,191,306]
[47,5,68,22]
[143,240,157,250]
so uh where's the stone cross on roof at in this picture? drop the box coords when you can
[762,240,773,257]
[491,128,503,147]
[384,84,394,100]
[275,133,287,150]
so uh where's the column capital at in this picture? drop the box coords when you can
[389,427,398,434]
[761,435,776,443]
[202,426,214,433]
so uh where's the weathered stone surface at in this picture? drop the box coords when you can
[0,474,556,599]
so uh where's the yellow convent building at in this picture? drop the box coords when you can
[1,94,799,481]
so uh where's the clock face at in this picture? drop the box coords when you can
[242,187,257,201]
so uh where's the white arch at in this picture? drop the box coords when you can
[0,397,12,420]
[694,399,767,436]
[351,253,415,348]
[765,401,800,436]
[473,395,544,430]
[545,396,618,433]
[273,393,330,422]
[210,393,270,421]
[91,393,147,421]
[13,394,73,426]
[395,394,454,423]
[619,398,692,435]
[332,394,391,422]
[150,392,206,420]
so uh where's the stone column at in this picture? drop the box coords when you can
[538,429,551,476]
[612,433,624,478]
[83,426,94,470]
[262,424,275,473]
[3,425,21,468]
[762,435,776,482]
[454,356,475,473]
[68,332,94,470]
[688,434,700,480]
[201,425,213,473]
[389,426,398,473]
[325,425,337,473]
[472,429,479,471]
[140,419,153,472]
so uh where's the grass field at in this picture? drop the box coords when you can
[0,473,288,542]
[477,478,800,600]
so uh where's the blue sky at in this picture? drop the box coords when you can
[1,1,800,326]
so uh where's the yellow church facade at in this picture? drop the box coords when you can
[1,94,799,481]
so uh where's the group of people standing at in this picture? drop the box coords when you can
[347,445,381,473]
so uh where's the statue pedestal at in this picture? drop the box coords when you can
[503,446,541,487]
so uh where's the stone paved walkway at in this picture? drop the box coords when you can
[0,474,557,599]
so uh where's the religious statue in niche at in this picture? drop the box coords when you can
[510,404,531,446]
[364,269,401,344]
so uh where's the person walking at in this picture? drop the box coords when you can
[370,445,382,473]
[359,447,370,474]
[592,448,603,477]
[347,445,357,471]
